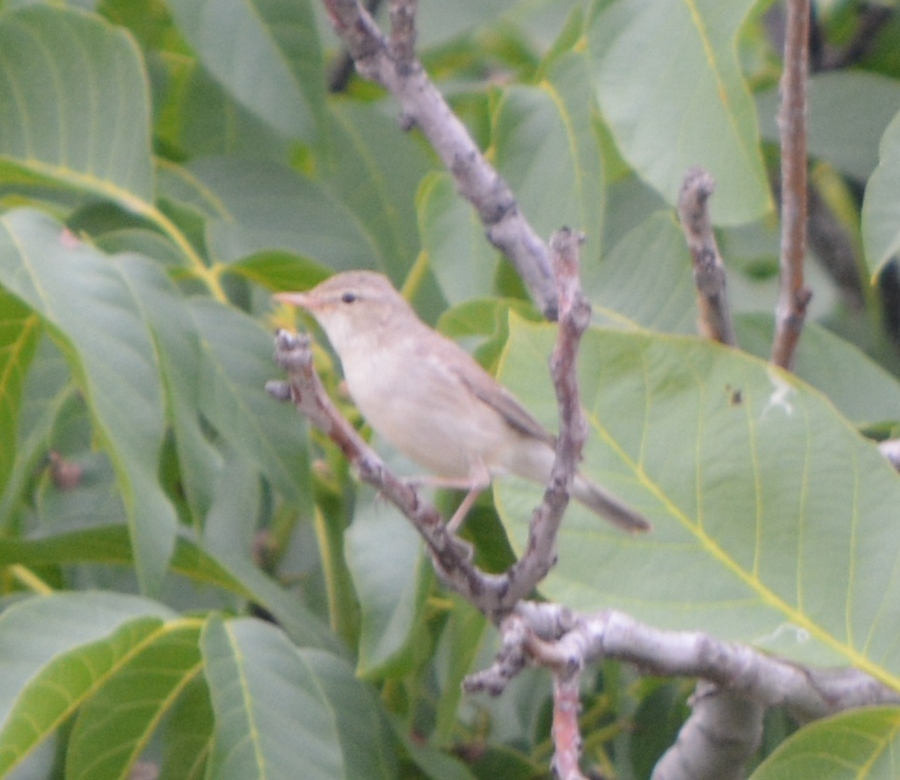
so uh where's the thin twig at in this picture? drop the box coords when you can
[771,0,813,370]
[499,229,592,596]
[677,167,737,346]
[551,672,589,780]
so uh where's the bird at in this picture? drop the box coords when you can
[275,271,649,533]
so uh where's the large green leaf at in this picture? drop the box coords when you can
[325,102,433,280]
[0,5,153,208]
[345,489,431,679]
[184,157,377,271]
[750,706,900,780]
[189,297,311,512]
[0,592,175,777]
[159,677,214,780]
[496,317,900,688]
[862,106,900,278]
[166,0,324,141]
[586,0,770,225]
[416,0,519,48]
[418,172,499,305]
[0,209,177,593]
[0,335,72,529]
[166,61,292,161]
[588,211,696,333]
[66,623,203,780]
[432,595,489,747]
[0,526,341,653]
[757,72,900,181]
[494,51,604,265]
[736,314,900,427]
[116,255,222,524]
[0,292,40,496]
[202,617,395,780]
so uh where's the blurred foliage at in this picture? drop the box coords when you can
[1,1,900,778]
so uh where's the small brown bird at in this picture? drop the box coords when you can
[276,271,649,532]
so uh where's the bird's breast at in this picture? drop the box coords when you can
[342,345,513,479]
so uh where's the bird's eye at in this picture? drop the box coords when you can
[341,292,357,304]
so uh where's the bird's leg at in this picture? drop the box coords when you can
[405,463,492,534]
[446,484,484,534]
[448,461,492,534]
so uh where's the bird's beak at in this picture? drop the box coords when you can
[274,291,315,310]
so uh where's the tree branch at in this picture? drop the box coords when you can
[470,603,899,717]
[465,602,899,780]
[771,0,813,370]
[677,167,737,347]
[319,0,558,318]
[652,683,763,780]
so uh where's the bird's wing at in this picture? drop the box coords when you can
[451,355,556,447]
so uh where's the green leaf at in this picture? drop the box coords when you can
[186,157,377,271]
[588,211,696,333]
[494,51,604,264]
[750,706,900,780]
[757,72,900,181]
[326,102,434,279]
[416,0,514,48]
[0,526,342,653]
[228,250,330,292]
[346,489,431,679]
[0,292,40,496]
[0,592,175,777]
[586,0,770,225]
[66,623,203,780]
[0,5,153,209]
[199,549,341,653]
[166,0,324,141]
[167,61,292,160]
[0,527,238,593]
[0,209,177,593]
[388,714,478,780]
[189,298,311,512]
[496,317,900,688]
[116,254,223,525]
[159,677,214,780]
[432,595,489,746]
[202,449,262,556]
[418,172,499,304]
[736,314,900,427]
[862,106,900,278]
[0,335,73,529]
[202,616,395,780]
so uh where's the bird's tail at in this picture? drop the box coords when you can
[572,474,651,532]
